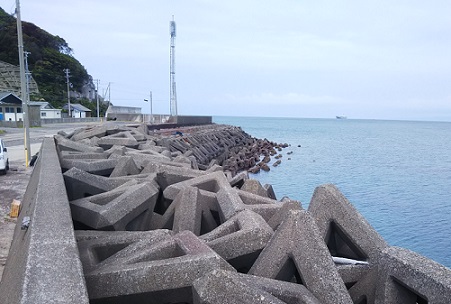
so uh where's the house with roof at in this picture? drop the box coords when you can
[0,92,24,122]
[29,101,62,119]
[63,103,92,118]
[0,92,41,127]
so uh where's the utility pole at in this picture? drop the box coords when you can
[108,82,111,105]
[150,91,153,124]
[95,79,100,119]
[15,0,30,165]
[144,91,152,124]
[64,68,71,118]
[103,82,112,119]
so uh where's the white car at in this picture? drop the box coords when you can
[0,138,9,174]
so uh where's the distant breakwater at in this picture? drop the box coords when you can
[0,123,450,303]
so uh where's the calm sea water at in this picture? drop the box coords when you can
[213,116,451,268]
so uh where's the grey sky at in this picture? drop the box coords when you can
[2,0,451,121]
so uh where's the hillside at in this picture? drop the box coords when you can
[0,7,106,114]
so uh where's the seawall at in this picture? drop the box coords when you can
[0,123,450,303]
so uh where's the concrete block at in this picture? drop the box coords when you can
[151,187,221,234]
[151,187,214,233]
[89,136,100,147]
[109,156,141,177]
[55,134,104,153]
[57,129,72,138]
[134,123,149,136]
[236,189,285,221]
[345,266,378,304]
[64,167,155,200]
[201,210,273,271]
[154,164,206,189]
[206,164,223,173]
[337,264,371,287]
[71,125,108,141]
[189,155,200,170]
[70,181,159,230]
[237,272,322,304]
[163,171,230,201]
[123,151,171,168]
[308,184,387,262]
[138,142,158,150]
[375,246,451,304]
[228,171,249,188]
[141,159,189,173]
[193,269,322,304]
[97,131,140,149]
[60,158,118,176]
[104,145,127,157]
[128,129,147,141]
[173,154,192,166]
[64,167,124,200]
[193,270,287,304]
[84,231,235,301]
[172,151,183,157]
[263,183,277,200]
[104,124,135,136]
[74,229,172,242]
[60,151,109,160]
[172,187,220,235]
[241,179,272,198]
[74,137,90,145]
[77,229,172,273]
[216,187,246,222]
[161,149,173,159]
[268,199,302,231]
[249,209,352,304]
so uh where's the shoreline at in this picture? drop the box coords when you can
[1,122,450,303]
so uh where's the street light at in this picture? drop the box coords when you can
[144,91,153,124]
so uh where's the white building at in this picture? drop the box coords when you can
[63,103,92,118]
[0,92,23,122]
[29,101,62,119]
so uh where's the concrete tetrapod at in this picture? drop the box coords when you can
[249,209,352,304]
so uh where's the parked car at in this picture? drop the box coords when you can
[0,138,9,174]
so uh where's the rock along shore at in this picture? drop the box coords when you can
[0,123,450,304]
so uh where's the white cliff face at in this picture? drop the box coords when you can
[69,80,103,102]
[81,81,96,100]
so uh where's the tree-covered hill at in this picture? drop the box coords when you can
[0,7,106,114]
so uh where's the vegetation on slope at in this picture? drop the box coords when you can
[0,7,107,114]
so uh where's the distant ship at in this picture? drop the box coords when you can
[336,116,347,119]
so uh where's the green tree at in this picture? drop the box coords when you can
[0,7,94,108]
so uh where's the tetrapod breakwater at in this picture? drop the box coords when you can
[0,123,450,304]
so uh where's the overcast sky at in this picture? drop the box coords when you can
[1,0,451,121]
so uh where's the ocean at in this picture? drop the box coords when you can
[213,116,451,268]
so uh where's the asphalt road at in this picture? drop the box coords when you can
[1,121,108,164]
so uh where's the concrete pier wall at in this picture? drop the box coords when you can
[0,138,89,303]
[0,123,450,303]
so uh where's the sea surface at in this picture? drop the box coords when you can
[213,116,451,268]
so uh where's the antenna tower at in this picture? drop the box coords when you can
[170,16,178,116]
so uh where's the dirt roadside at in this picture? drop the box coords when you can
[0,162,32,281]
